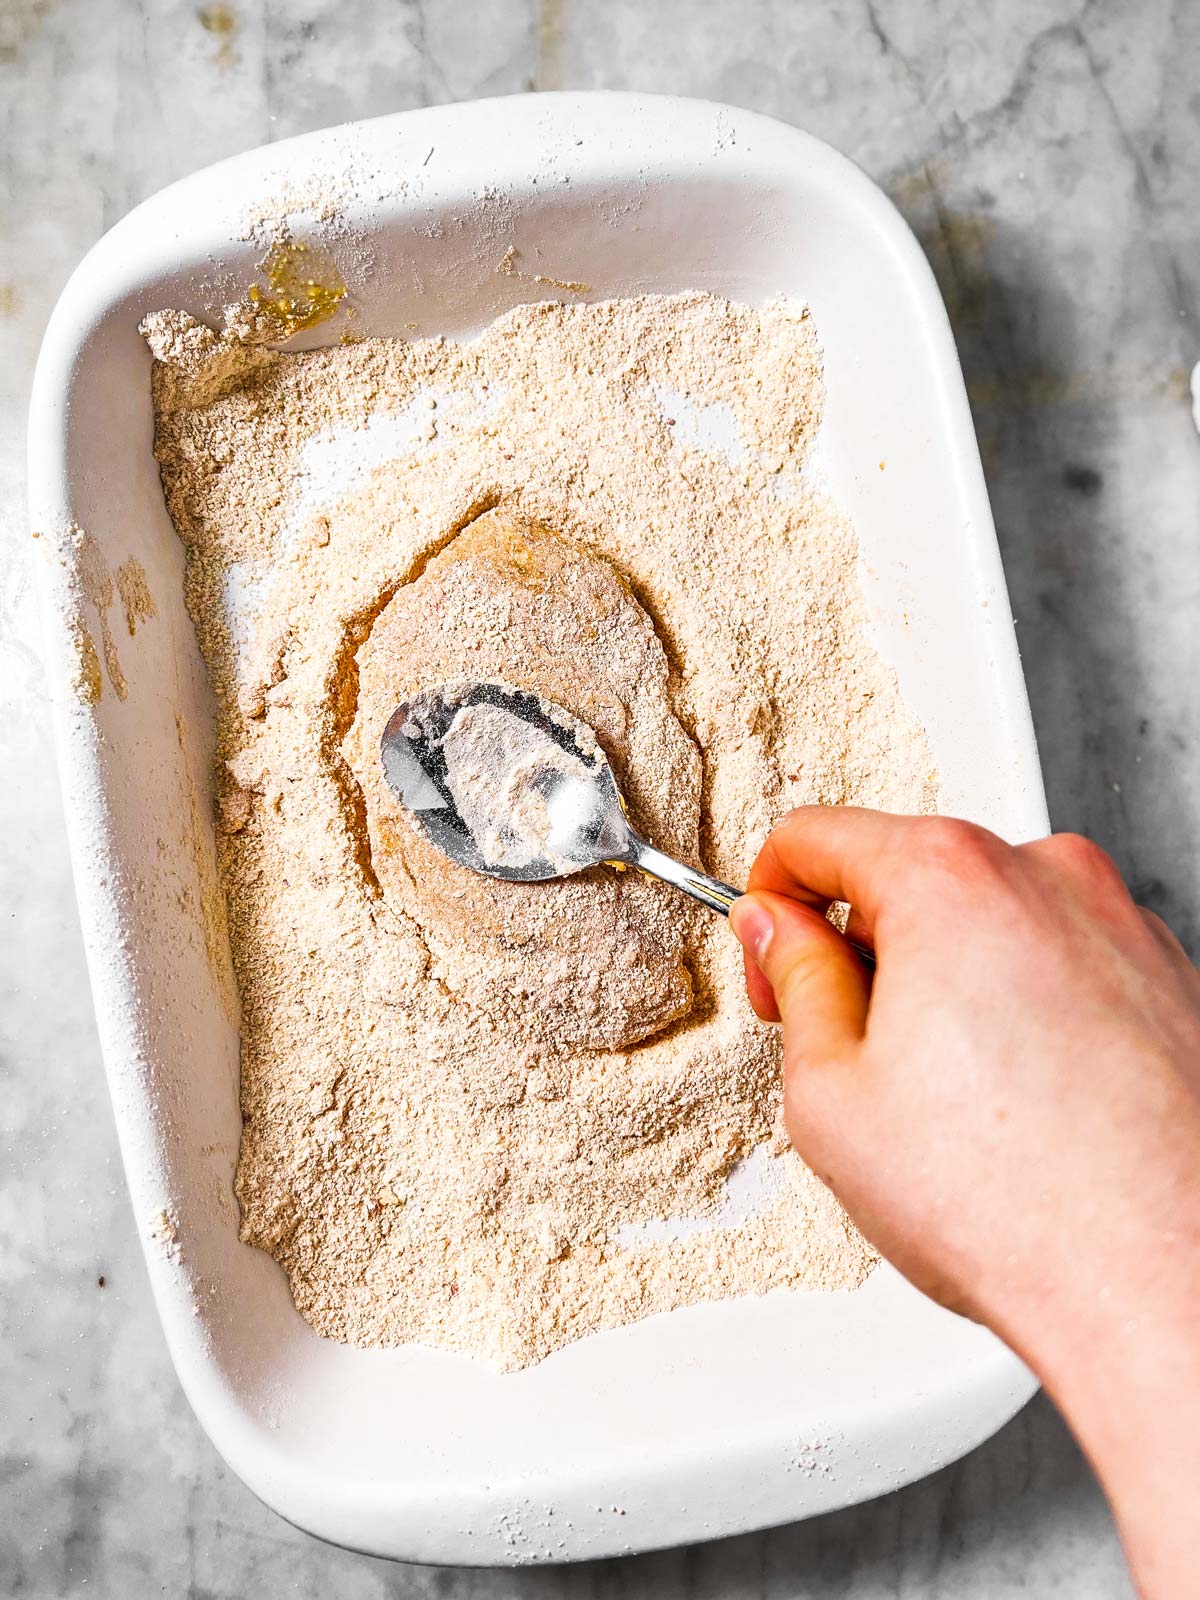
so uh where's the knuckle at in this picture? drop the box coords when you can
[910,816,1004,882]
[1136,905,1187,957]
[1044,832,1123,883]
[1136,905,1170,949]
[925,815,994,854]
[1026,834,1139,923]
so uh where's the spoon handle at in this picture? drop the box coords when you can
[621,836,877,970]
[621,838,742,916]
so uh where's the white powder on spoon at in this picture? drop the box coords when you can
[436,699,597,873]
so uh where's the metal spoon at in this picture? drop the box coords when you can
[380,681,875,966]
[380,681,739,913]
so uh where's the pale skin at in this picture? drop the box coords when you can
[728,808,1200,1600]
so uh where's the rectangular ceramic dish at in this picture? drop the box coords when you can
[30,93,1049,1563]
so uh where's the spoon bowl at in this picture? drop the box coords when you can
[380,682,742,913]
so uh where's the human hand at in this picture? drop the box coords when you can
[729,809,1200,1599]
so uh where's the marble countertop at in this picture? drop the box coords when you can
[4,0,1196,1594]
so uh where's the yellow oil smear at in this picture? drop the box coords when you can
[197,3,236,37]
[197,4,237,67]
[176,712,240,1025]
[535,0,565,91]
[338,302,364,345]
[246,238,346,338]
[116,556,157,636]
[66,533,158,703]
[0,0,55,66]
[75,528,128,701]
[69,615,103,706]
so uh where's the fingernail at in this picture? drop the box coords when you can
[730,897,775,964]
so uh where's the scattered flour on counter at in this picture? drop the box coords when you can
[142,290,937,1370]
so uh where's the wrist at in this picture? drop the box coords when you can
[1012,1257,1200,1596]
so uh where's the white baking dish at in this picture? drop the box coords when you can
[30,93,1049,1563]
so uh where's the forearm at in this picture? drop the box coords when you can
[1018,1279,1200,1598]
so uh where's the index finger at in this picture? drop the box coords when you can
[747,805,925,930]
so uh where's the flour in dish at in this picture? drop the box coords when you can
[142,291,936,1369]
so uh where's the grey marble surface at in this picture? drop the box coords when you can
[3,0,1197,1594]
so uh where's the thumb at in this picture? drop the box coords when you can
[729,891,871,1058]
